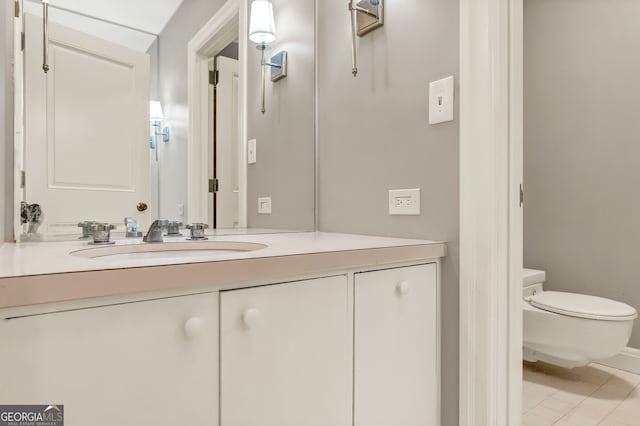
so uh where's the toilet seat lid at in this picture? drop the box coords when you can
[529,291,638,321]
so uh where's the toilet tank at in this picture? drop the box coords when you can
[523,268,545,287]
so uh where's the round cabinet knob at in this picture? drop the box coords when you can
[136,202,148,212]
[242,308,261,329]
[396,281,410,296]
[184,317,204,338]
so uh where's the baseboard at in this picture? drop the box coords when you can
[597,347,640,374]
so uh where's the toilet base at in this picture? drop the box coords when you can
[523,346,588,369]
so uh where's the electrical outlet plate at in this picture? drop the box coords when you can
[258,197,272,214]
[389,189,421,215]
[429,76,454,124]
[248,139,257,164]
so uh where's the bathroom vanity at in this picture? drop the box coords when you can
[0,232,446,426]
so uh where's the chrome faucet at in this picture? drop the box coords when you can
[143,220,168,243]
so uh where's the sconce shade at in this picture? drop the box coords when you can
[249,0,276,44]
[149,101,164,122]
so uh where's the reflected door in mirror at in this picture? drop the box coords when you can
[24,14,150,235]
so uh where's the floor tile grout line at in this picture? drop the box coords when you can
[524,363,640,426]
[552,371,640,426]
[596,381,640,426]
[550,372,615,426]
[523,368,610,417]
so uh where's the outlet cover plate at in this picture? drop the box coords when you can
[258,197,272,214]
[389,188,421,215]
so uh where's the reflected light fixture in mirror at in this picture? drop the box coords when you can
[248,0,287,114]
[149,101,170,161]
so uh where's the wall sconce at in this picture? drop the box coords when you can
[149,101,169,161]
[42,0,50,73]
[249,0,287,114]
[348,0,384,77]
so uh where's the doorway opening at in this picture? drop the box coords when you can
[187,0,247,228]
[208,44,240,229]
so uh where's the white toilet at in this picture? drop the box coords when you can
[523,268,637,368]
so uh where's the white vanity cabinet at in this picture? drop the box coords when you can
[0,259,441,426]
[219,275,352,426]
[0,292,219,426]
[354,263,439,426]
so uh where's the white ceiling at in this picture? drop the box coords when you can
[24,0,185,51]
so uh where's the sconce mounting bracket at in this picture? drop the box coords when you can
[354,0,384,36]
[270,51,288,82]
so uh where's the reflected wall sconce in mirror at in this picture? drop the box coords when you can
[249,0,288,114]
[42,0,50,73]
[150,101,170,161]
[348,0,384,77]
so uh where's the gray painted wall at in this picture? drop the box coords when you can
[1,1,14,243]
[317,0,460,423]
[155,0,226,221]
[524,0,640,347]
[246,0,315,230]
[157,0,315,230]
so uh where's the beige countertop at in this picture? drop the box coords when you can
[0,232,446,309]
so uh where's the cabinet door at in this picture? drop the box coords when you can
[354,264,438,426]
[220,275,351,426]
[0,293,218,426]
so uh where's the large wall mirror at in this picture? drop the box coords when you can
[13,0,316,240]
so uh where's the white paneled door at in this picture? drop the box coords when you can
[24,14,150,235]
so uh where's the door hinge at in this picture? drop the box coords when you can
[519,184,524,207]
[14,0,19,18]
[21,32,25,51]
[20,171,25,189]
[209,178,219,193]
[209,70,219,86]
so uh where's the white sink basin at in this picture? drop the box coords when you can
[70,241,267,260]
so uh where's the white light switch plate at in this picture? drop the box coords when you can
[429,76,454,124]
[258,197,272,214]
[248,139,257,164]
[389,189,421,215]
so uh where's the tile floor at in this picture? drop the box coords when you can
[523,361,640,425]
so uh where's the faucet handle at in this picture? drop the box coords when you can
[186,223,209,240]
[124,217,142,238]
[89,223,116,245]
[166,221,183,236]
[78,220,97,239]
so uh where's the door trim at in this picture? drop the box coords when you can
[12,4,22,241]
[459,0,523,424]
[187,0,246,226]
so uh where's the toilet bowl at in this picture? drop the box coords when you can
[523,269,637,368]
